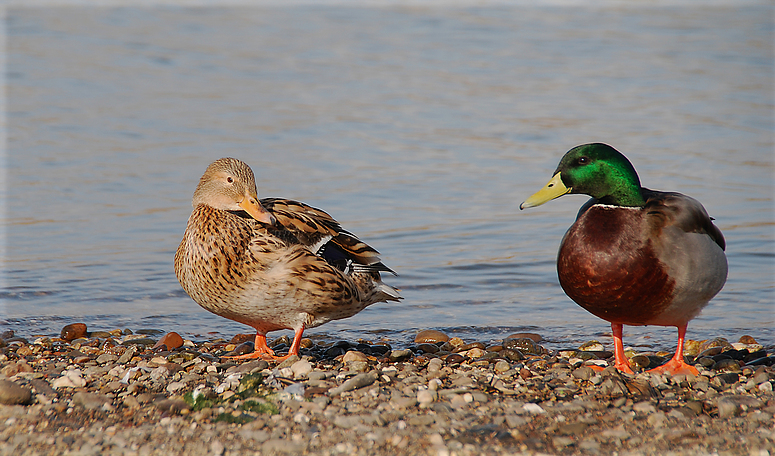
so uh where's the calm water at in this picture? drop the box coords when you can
[3,5,774,352]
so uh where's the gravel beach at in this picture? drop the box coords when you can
[0,326,773,456]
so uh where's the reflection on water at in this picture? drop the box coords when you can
[3,5,773,351]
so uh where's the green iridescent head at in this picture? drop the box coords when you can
[521,143,645,209]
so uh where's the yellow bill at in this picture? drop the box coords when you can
[239,194,276,225]
[520,172,571,209]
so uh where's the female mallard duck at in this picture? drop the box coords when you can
[175,158,401,361]
[521,143,727,375]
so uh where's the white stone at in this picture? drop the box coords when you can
[166,382,186,394]
[523,403,545,414]
[417,389,436,407]
[52,371,86,389]
[291,360,313,379]
[633,401,657,414]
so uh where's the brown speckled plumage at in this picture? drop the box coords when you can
[174,158,401,360]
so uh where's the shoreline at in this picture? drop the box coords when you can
[0,326,773,455]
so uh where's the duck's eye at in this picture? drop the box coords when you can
[577,157,589,165]
[226,176,234,184]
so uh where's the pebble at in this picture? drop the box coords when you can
[0,380,32,405]
[414,329,449,344]
[342,350,368,363]
[153,332,184,350]
[417,389,436,407]
[579,340,605,351]
[290,359,313,378]
[60,323,88,341]
[328,372,378,396]
[0,325,772,455]
[505,332,543,343]
[72,392,112,410]
[389,349,413,361]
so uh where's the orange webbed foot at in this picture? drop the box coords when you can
[647,324,698,376]
[224,351,284,361]
[614,359,635,375]
[224,328,304,362]
[647,357,698,376]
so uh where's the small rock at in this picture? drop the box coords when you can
[262,438,306,454]
[415,343,439,354]
[155,398,191,414]
[153,332,184,350]
[714,372,740,386]
[633,401,657,414]
[463,347,486,359]
[738,335,758,345]
[73,392,112,410]
[683,339,702,357]
[523,403,545,414]
[601,428,631,441]
[647,412,667,427]
[291,360,313,379]
[578,340,605,351]
[498,349,525,362]
[507,332,543,343]
[329,372,378,396]
[572,366,594,380]
[389,349,413,361]
[121,337,157,346]
[417,389,436,407]
[0,380,32,405]
[712,358,741,372]
[578,439,601,452]
[699,337,732,352]
[427,358,444,373]
[558,422,588,435]
[716,395,764,418]
[503,338,542,354]
[343,351,368,363]
[166,381,187,394]
[276,355,300,369]
[210,440,225,456]
[414,329,449,344]
[117,346,138,364]
[552,436,574,448]
[96,353,118,364]
[52,371,86,388]
[61,323,88,341]
[494,360,511,373]
[447,337,466,348]
[445,353,466,364]
[230,333,254,344]
[505,415,527,428]
[630,354,651,370]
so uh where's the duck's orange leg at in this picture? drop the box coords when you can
[647,324,698,376]
[611,323,634,374]
[225,327,305,362]
[225,333,276,360]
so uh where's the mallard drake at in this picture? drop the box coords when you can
[175,158,401,361]
[521,143,727,375]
